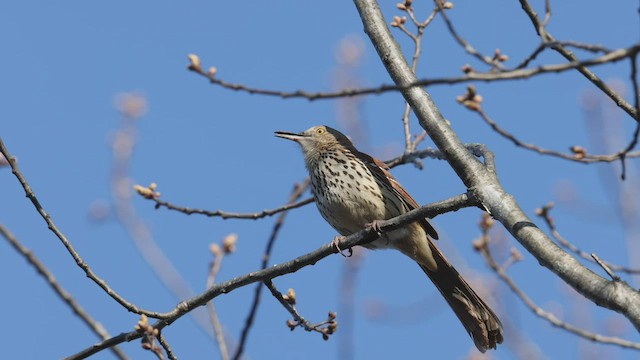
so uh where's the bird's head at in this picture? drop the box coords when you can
[275,125,354,163]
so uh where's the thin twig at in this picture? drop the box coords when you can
[395,4,440,153]
[620,53,640,179]
[188,44,640,108]
[147,195,313,220]
[232,180,310,360]
[514,41,614,70]
[141,142,487,223]
[556,41,613,54]
[591,253,621,281]
[386,143,507,170]
[438,3,505,70]
[514,43,547,70]
[0,224,129,360]
[142,142,490,223]
[536,203,640,274]
[541,0,552,27]
[472,107,640,163]
[157,333,177,360]
[0,136,160,317]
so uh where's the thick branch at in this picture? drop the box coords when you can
[352,0,640,330]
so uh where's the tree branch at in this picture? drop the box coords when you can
[65,193,478,359]
[471,105,640,163]
[142,190,313,220]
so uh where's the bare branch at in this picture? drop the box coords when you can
[556,41,613,54]
[142,190,313,220]
[140,142,488,225]
[470,104,640,163]
[437,3,505,70]
[514,43,547,70]
[0,136,160,317]
[140,143,487,224]
[515,40,613,71]
[394,4,439,153]
[0,224,129,360]
[157,333,177,360]
[187,44,640,104]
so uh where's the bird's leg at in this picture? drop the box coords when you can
[331,235,353,257]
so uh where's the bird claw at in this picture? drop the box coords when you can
[367,220,384,236]
[331,236,353,257]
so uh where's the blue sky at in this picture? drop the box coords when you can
[1,1,639,359]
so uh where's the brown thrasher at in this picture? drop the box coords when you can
[275,125,503,352]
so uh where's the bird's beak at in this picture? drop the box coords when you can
[274,131,306,142]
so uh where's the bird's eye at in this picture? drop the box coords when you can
[316,128,325,135]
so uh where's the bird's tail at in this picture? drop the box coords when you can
[419,241,503,352]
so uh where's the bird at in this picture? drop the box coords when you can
[275,125,503,352]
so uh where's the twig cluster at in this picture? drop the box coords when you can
[267,283,338,341]
[475,214,640,350]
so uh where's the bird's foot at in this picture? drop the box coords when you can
[367,220,385,236]
[331,235,352,257]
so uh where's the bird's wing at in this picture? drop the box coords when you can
[364,154,439,240]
